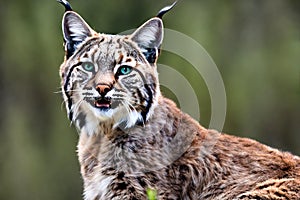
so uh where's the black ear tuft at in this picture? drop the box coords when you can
[57,0,73,12]
[156,1,177,19]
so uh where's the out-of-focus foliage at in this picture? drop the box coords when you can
[0,0,299,199]
[146,188,157,200]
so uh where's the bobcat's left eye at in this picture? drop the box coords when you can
[118,65,133,75]
[82,62,95,72]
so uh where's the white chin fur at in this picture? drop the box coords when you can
[79,104,143,135]
[112,109,143,129]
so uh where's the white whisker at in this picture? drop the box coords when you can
[121,101,131,116]
[54,89,83,94]
[54,91,63,94]
[72,99,84,116]
[60,100,66,110]
[69,99,85,126]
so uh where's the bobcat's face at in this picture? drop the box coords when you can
[60,11,163,134]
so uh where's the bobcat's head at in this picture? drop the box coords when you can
[59,2,174,135]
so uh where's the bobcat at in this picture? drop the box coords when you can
[58,1,300,199]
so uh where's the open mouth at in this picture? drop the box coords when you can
[93,97,111,110]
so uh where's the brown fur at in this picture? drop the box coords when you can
[59,6,300,200]
[77,97,300,199]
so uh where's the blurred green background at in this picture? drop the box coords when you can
[0,0,299,199]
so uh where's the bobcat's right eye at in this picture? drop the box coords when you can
[82,62,95,72]
[117,65,133,76]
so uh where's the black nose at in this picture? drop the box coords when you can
[96,84,111,96]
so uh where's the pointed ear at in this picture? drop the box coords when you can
[130,18,163,64]
[62,11,95,58]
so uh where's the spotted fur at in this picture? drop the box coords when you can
[58,3,300,200]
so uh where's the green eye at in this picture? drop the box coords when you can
[82,62,95,72]
[118,66,133,75]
